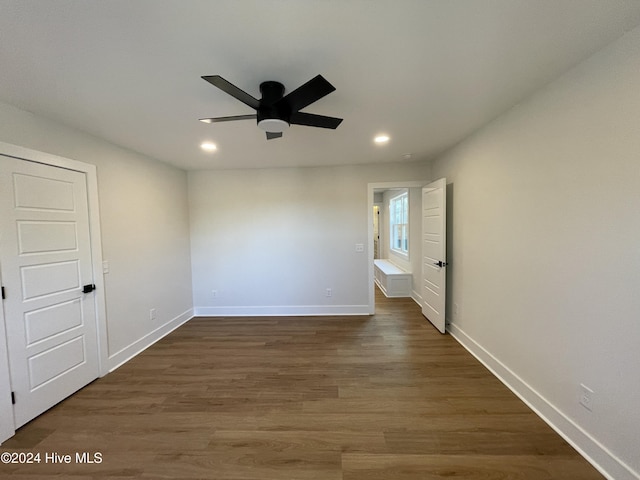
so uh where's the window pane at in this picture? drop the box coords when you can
[390,191,409,255]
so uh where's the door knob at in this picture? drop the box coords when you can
[82,284,96,293]
[433,261,448,268]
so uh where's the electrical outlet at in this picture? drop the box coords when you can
[102,260,110,274]
[149,308,157,322]
[579,384,594,411]
[355,243,364,253]
[212,289,218,298]
[453,302,460,319]
[326,288,332,297]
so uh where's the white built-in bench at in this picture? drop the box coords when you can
[374,259,412,298]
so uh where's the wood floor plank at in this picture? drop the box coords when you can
[0,288,603,478]
[342,453,604,480]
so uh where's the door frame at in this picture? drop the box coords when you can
[367,181,428,314]
[0,141,108,442]
[372,203,383,259]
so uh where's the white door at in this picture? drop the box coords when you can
[0,156,99,427]
[422,178,447,333]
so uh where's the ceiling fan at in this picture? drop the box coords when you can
[199,74,343,140]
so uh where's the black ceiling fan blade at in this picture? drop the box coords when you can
[199,114,257,124]
[266,131,283,140]
[290,112,343,129]
[202,75,260,110]
[275,75,336,113]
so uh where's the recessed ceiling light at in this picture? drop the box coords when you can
[200,142,217,152]
[374,135,390,144]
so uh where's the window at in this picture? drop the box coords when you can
[390,191,408,256]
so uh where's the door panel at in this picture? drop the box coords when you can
[18,221,78,254]
[0,155,99,428]
[25,299,83,345]
[20,261,81,300]
[422,178,447,333]
[13,172,76,211]
[28,336,86,389]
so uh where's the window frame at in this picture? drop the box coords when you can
[389,190,409,258]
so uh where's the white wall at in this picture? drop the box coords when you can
[189,162,430,316]
[0,101,193,369]
[431,27,640,480]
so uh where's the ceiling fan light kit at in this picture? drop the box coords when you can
[200,74,342,140]
[257,118,289,133]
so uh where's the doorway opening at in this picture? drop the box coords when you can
[367,179,448,334]
[367,181,427,314]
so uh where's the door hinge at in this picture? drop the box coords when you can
[11,392,15,405]
[1,286,5,300]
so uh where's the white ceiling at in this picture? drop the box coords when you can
[1,1,639,171]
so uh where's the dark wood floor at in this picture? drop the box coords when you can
[1,289,603,479]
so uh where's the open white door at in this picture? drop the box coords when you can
[421,178,447,333]
[0,156,100,427]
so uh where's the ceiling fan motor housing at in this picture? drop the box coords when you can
[257,81,290,132]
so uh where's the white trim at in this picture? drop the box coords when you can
[108,309,193,372]
[0,141,109,443]
[411,289,423,308]
[448,322,639,480]
[85,165,109,378]
[0,268,14,444]
[194,305,369,317]
[367,181,427,315]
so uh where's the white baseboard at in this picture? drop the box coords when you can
[448,323,639,480]
[194,304,370,317]
[107,308,193,372]
[411,290,422,308]
[373,277,389,297]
